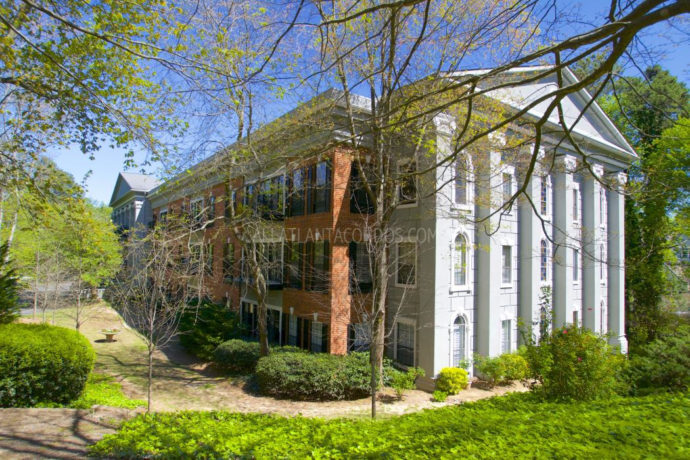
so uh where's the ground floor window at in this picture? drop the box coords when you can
[452,316,466,367]
[348,322,371,351]
[395,321,415,366]
[501,319,511,354]
[241,302,257,338]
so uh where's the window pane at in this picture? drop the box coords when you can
[540,240,548,282]
[396,322,414,366]
[312,161,331,214]
[572,188,579,221]
[397,242,416,285]
[455,160,467,205]
[540,177,548,215]
[399,161,417,205]
[502,173,512,203]
[311,321,323,353]
[454,235,467,286]
[452,317,466,367]
[502,245,512,284]
[573,249,579,281]
[502,320,511,353]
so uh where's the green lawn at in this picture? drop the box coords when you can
[90,392,689,459]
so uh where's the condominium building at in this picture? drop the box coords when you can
[110,67,635,382]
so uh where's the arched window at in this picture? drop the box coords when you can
[453,234,468,286]
[540,240,548,282]
[452,316,466,367]
[455,158,468,205]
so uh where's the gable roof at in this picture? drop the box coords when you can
[448,66,637,163]
[109,172,161,207]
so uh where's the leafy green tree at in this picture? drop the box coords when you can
[0,243,19,324]
[601,67,690,348]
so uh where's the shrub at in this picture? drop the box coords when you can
[390,367,425,400]
[213,339,260,374]
[0,323,95,407]
[179,300,245,361]
[435,367,469,394]
[432,390,448,402]
[255,351,398,401]
[474,352,529,387]
[524,326,627,401]
[626,325,690,394]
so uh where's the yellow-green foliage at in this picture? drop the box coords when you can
[90,393,690,458]
[435,367,469,395]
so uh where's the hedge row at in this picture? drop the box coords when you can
[255,351,399,401]
[0,323,95,407]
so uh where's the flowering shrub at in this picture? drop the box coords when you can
[524,326,627,401]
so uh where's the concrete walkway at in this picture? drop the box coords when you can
[0,407,131,459]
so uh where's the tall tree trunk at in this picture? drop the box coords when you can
[255,264,269,356]
[33,251,40,320]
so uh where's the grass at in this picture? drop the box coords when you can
[35,373,146,410]
[89,392,690,459]
[70,373,146,409]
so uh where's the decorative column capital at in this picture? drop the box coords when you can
[556,154,578,173]
[605,171,627,190]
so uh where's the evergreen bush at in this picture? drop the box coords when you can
[627,324,690,394]
[179,300,245,361]
[255,351,397,401]
[0,244,19,325]
[0,323,95,407]
[435,367,469,394]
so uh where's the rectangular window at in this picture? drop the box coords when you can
[396,242,416,286]
[349,242,373,293]
[501,320,511,354]
[398,161,417,205]
[207,195,216,223]
[288,314,298,346]
[286,242,304,289]
[289,168,306,217]
[396,322,415,366]
[348,323,371,352]
[223,243,235,281]
[350,162,375,214]
[311,322,324,353]
[309,161,331,214]
[540,176,548,215]
[225,185,235,219]
[260,242,282,287]
[159,209,168,224]
[502,173,512,204]
[572,188,580,222]
[573,248,579,282]
[190,244,201,275]
[502,245,512,284]
[190,198,204,228]
[243,184,256,210]
[455,159,468,205]
[306,241,330,291]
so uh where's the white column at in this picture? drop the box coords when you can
[607,172,628,353]
[552,155,576,327]
[476,150,501,357]
[582,165,603,332]
[518,171,551,342]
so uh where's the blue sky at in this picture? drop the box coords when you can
[52,1,689,206]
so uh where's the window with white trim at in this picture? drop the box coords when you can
[452,316,466,367]
[453,234,468,287]
[396,241,417,286]
[573,248,579,282]
[398,160,417,205]
[395,321,415,366]
[502,172,512,208]
[455,158,468,205]
[540,176,549,216]
[501,245,512,285]
[501,319,511,354]
[540,240,548,282]
[572,187,580,223]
